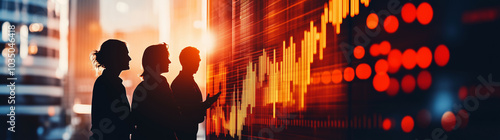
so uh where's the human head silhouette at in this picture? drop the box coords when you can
[141,43,171,76]
[91,39,131,73]
[179,46,201,74]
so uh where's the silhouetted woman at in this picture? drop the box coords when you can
[89,39,132,140]
[131,43,180,140]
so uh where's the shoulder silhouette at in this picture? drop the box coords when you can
[90,39,133,140]
[131,43,180,140]
[171,46,221,140]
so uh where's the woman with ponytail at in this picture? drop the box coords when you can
[89,39,132,140]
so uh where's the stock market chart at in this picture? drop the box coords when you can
[206,0,500,139]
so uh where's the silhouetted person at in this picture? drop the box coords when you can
[90,39,133,140]
[172,46,221,140]
[130,43,180,139]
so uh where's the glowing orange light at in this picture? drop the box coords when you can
[379,41,391,55]
[383,118,392,131]
[383,15,399,33]
[402,49,417,70]
[356,63,372,80]
[321,71,331,84]
[401,116,414,133]
[366,13,379,29]
[434,44,450,67]
[417,2,433,25]
[458,86,468,100]
[417,70,432,90]
[370,44,380,57]
[388,49,402,73]
[373,73,390,92]
[332,69,343,84]
[344,67,355,82]
[353,46,365,59]
[417,46,432,69]
[441,111,456,132]
[401,3,417,23]
[375,59,388,73]
[387,78,399,96]
[402,74,416,93]
[48,106,55,117]
[417,109,431,128]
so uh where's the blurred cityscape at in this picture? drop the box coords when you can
[0,0,208,139]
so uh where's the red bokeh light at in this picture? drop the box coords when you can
[417,2,433,25]
[321,71,331,84]
[388,49,402,73]
[384,15,399,33]
[402,49,417,70]
[383,118,392,131]
[402,3,417,23]
[417,70,432,90]
[356,63,372,80]
[457,109,469,129]
[373,73,390,92]
[417,46,433,69]
[344,67,355,82]
[387,78,400,96]
[332,69,343,84]
[370,44,380,57]
[441,111,456,132]
[367,13,379,29]
[435,44,450,67]
[401,116,414,133]
[402,75,416,93]
[354,46,365,59]
[458,86,468,100]
[379,41,391,55]
[375,59,388,74]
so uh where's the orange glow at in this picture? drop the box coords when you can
[383,15,399,33]
[356,63,372,80]
[379,41,391,55]
[388,49,402,73]
[387,78,399,96]
[402,49,417,70]
[48,106,55,117]
[370,43,380,57]
[458,86,468,100]
[373,73,390,92]
[401,116,415,133]
[401,3,417,23]
[353,46,365,59]
[375,59,388,73]
[366,13,379,29]
[417,46,433,69]
[402,74,416,93]
[417,70,432,90]
[417,2,433,25]
[332,69,343,84]
[382,118,392,131]
[435,44,450,67]
[321,71,332,84]
[344,67,355,82]
[441,111,456,132]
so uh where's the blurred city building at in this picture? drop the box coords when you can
[0,0,70,139]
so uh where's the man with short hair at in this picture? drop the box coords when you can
[172,46,220,140]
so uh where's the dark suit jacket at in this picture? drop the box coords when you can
[90,70,132,140]
[131,75,180,140]
[171,71,206,124]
